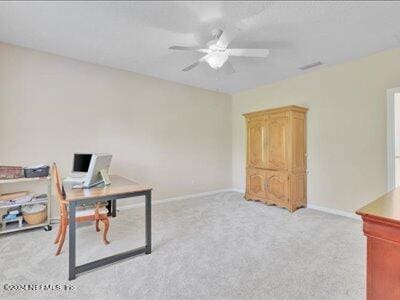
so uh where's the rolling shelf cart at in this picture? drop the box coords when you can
[0,176,52,234]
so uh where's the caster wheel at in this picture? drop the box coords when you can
[44,225,52,231]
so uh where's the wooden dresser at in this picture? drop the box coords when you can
[356,188,400,300]
[243,105,307,212]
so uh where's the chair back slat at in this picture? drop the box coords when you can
[52,163,68,217]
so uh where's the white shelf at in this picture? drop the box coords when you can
[0,198,48,209]
[0,220,48,234]
[0,175,51,234]
[0,176,50,184]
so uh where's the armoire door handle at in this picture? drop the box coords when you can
[265,181,268,190]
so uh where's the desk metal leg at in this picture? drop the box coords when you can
[107,200,117,217]
[112,199,117,217]
[67,191,151,280]
[68,202,77,280]
[145,191,151,254]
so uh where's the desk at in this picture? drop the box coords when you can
[63,175,152,280]
[356,188,400,299]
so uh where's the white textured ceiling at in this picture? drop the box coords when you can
[1,1,400,93]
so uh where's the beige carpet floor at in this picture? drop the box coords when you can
[0,192,365,299]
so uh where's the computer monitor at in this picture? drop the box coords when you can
[72,153,92,173]
[83,153,112,188]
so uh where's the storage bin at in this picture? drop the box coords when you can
[22,204,47,225]
[0,166,23,179]
[24,166,49,178]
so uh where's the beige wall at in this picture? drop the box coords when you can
[232,48,400,213]
[395,92,400,187]
[0,43,232,217]
[2,41,400,217]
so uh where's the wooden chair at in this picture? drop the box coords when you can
[52,163,110,256]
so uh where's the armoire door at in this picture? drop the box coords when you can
[290,173,306,207]
[291,111,306,173]
[247,119,267,168]
[246,168,267,199]
[265,112,289,170]
[265,171,289,203]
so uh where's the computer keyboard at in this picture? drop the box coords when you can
[64,177,85,183]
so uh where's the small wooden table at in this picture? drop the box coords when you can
[356,188,400,299]
[63,175,152,280]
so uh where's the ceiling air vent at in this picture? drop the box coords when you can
[298,61,323,71]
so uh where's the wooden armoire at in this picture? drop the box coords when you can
[243,105,307,212]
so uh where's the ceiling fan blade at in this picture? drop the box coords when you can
[182,61,200,71]
[169,46,207,51]
[216,28,239,49]
[228,48,270,57]
[221,60,235,75]
[182,54,211,71]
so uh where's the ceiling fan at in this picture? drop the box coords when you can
[169,29,270,74]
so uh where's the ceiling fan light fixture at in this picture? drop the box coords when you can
[170,29,270,73]
[205,53,228,69]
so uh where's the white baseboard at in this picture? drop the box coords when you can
[230,188,360,220]
[306,203,361,220]
[118,188,234,211]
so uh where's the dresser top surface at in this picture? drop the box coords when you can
[356,187,400,224]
